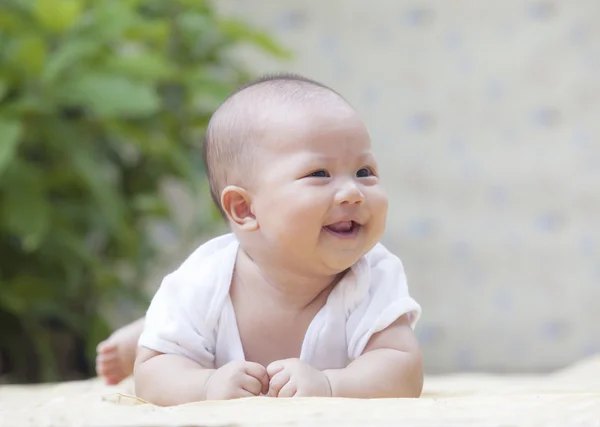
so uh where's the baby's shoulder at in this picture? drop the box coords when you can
[336,242,407,310]
[157,233,238,316]
[177,233,239,273]
[363,242,406,274]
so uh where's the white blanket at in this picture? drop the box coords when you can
[2,355,599,426]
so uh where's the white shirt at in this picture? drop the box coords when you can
[139,233,421,371]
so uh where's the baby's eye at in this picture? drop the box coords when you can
[309,170,330,178]
[356,168,374,178]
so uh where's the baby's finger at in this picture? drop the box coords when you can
[244,362,267,378]
[96,340,115,354]
[266,360,285,378]
[278,380,297,398]
[244,362,269,394]
[241,374,264,396]
[267,370,291,397]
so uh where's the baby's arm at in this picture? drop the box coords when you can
[134,347,270,406]
[324,314,423,398]
[134,347,215,406]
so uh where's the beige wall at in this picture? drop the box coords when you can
[217,0,600,373]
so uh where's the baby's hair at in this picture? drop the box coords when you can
[202,73,348,219]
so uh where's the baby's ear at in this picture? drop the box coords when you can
[221,186,258,231]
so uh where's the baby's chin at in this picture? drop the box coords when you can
[321,250,368,273]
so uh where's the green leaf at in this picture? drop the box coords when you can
[57,74,161,118]
[0,4,31,33]
[33,0,82,33]
[11,35,47,75]
[191,77,232,106]
[0,79,8,101]
[5,92,55,115]
[124,19,168,47]
[104,51,176,82]
[1,162,50,251]
[177,12,211,36]
[0,276,57,316]
[0,118,23,178]
[42,39,100,83]
[69,144,127,235]
[85,1,133,42]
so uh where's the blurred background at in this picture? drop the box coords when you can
[1,0,599,384]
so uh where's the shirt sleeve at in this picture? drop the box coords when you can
[138,270,216,369]
[346,244,422,361]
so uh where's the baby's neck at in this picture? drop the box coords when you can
[235,248,342,310]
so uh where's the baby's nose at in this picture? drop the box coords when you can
[335,184,365,205]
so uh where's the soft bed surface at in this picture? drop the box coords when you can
[1,356,599,426]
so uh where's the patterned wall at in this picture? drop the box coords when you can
[216,0,600,373]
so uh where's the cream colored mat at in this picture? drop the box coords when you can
[1,356,599,426]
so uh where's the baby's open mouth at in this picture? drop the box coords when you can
[324,221,361,237]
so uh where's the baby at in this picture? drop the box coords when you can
[106,74,423,405]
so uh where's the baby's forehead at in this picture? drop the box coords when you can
[254,111,372,164]
[226,81,350,122]
[221,89,355,144]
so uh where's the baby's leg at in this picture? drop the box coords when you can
[95,317,145,385]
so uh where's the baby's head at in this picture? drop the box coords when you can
[203,74,388,275]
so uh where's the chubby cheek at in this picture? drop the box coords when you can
[256,189,327,240]
[367,188,389,232]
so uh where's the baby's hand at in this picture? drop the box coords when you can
[267,358,332,398]
[204,361,269,400]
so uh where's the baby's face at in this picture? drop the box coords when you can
[249,103,388,274]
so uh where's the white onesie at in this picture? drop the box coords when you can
[138,233,421,371]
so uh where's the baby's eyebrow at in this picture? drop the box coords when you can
[302,153,333,162]
[357,152,376,161]
[298,152,376,165]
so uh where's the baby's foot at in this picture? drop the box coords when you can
[95,318,144,385]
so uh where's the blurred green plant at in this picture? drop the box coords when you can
[0,0,289,383]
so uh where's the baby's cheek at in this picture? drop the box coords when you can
[368,191,388,233]
[375,187,389,209]
[366,187,388,214]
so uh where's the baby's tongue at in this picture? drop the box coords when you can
[327,221,353,232]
